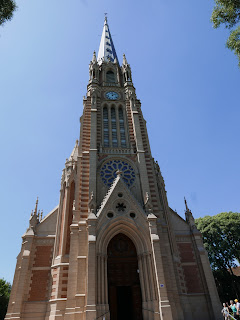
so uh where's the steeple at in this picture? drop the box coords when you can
[97,16,119,65]
[6,17,222,320]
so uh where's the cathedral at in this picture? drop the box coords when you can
[6,18,221,320]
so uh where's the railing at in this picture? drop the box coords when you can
[102,82,120,87]
[95,310,110,320]
[222,310,237,320]
[142,308,161,315]
[100,147,133,154]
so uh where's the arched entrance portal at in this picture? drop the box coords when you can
[107,233,143,320]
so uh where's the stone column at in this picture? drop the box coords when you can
[76,219,88,319]
[5,234,34,319]
[86,213,97,320]
[88,93,98,200]
[129,97,150,200]
[64,221,80,320]
[194,234,222,320]
[148,213,174,320]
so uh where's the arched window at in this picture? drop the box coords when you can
[119,107,126,147]
[106,70,115,83]
[111,107,118,147]
[103,107,109,147]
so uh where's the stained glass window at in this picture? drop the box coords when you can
[100,160,135,187]
[111,107,118,147]
[103,107,109,147]
[106,70,115,83]
[119,107,126,147]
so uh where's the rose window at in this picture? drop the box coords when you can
[100,160,135,187]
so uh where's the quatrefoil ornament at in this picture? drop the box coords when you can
[116,203,126,212]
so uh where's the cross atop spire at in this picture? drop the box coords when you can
[97,16,119,65]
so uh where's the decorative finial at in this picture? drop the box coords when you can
[116,170,122,176]
[184,198,197,230]
[34,197,38,215]
[92,51,97,63]
[76,139,78,145]
[104,13,108,22]
[123,53,127,65]
[40,210,43,221]
[184,197,189,211]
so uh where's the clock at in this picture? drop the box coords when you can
[105,91,119,100]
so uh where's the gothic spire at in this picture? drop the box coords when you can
[97,16,119,65]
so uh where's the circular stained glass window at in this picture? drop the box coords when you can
[100,160,135,187]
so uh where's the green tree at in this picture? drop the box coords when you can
[0,279,11,320]
[211,0,240,66]
[0,0,17,26]
[195,212,240,302]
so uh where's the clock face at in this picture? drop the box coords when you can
[105,91,119,100]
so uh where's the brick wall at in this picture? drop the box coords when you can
[28,270,50,301]
[33,246,52,267]
[177,242,203,293]
[28,245,53,301]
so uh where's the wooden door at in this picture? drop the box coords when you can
[107,233,143,320]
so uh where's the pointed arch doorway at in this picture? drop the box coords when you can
[107,233,143,320]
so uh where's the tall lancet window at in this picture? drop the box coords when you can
[106,70,115,83]
[119,107,126,147]
[111,107,118,147]
[103,107,109,147]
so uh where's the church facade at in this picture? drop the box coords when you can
[6,18,221,320]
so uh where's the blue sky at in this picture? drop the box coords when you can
[0,0,239,283]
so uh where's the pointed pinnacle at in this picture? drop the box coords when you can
[184,197,189,211]
[34,197,38,215]
[92,51,97,63]
[123,53,127,65]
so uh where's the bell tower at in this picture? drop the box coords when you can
[5,17,221,320]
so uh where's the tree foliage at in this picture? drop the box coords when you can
[0,0,17,27]
[0,278,11,320]
[211,0,240,66]
[195,212,240,302]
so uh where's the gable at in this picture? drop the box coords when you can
[169,208,190,233]
[96,175,147,232]
[36,206,58,236]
